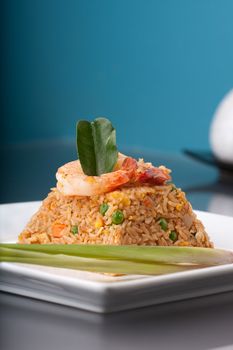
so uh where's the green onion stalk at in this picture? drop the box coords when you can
[1,244,233,275]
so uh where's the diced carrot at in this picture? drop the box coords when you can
[143,198,153,207]
[51,223,66,238]
[178,241,190,246]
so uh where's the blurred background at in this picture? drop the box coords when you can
[2,0,233,149]
[1,0,233,212]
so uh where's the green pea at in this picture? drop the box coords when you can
[112,210,124,225]
[71,225,78,235]
[169,231,178,242]
[99,203,109,216]
[159,218,168,231]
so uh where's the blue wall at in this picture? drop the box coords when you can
[2,0,233,151]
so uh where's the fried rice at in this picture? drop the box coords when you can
[18,183,213,248]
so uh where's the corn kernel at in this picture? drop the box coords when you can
[110,192,122,199]
[95,217,104,229]
[176,203,183,211]
[122,197,131,206]
[87,176,95,183]
[102,229,109,235]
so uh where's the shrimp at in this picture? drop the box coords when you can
[56,154,170,197]
[56,156,137,196]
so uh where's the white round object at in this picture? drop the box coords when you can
[209,89,233,163]
[208,193,233,217]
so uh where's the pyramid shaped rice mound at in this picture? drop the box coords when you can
[18,182,213,248]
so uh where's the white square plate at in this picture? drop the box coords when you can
[1,202,233,313]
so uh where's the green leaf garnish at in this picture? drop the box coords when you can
[77,117,118,176]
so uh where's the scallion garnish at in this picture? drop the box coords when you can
[1,244,233,275]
